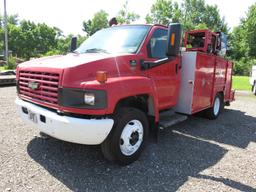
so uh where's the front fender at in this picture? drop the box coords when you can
[83,76,160,122]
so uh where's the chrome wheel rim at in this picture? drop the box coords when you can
[120,120,144,156]
[213,97,220,116]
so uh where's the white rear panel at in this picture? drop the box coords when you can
[174,52,197,114]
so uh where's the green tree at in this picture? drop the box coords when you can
[244,4,256,57]
[82,10,108,36]
[0,14,19,53]
[48,34,87,55]
[145,0,181,25]
[117,1,140,24]
[229,3,256,75]
[0,28,3,53]
[7,20,59,59]
[0,14,19,28]
[146,0,228,32]
[181,0,228,32]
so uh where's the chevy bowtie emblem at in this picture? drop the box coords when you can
[28,81,40,90]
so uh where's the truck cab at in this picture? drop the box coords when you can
[15,23,234,165]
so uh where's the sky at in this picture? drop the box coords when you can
[1,0,256,35]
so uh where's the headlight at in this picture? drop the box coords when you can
[84,93,95,106]
[59,88,107,109]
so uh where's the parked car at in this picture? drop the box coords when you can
[249,65,256,95]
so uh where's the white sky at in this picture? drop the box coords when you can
[1,0,256,35]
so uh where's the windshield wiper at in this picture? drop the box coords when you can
[84,48,109,54]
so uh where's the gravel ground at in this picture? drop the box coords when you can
[0,86,256,192]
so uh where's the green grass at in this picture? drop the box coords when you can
[232,76,251,91]
[0,66,6,71]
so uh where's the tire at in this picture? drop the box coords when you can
[205,93,223,120]
[253,82,256,96]
[101,107,149,165]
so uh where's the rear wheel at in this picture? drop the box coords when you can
[101,107,149,165]
[205,93,223,120]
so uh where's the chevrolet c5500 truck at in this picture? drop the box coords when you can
[15,23,234,165]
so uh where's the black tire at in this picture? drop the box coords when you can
[101,107,149,165]
[205,93,223,120]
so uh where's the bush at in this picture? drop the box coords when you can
[43,49,62,57]
[6,56,17,70]
[233,57,256,76]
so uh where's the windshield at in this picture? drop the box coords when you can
[76,25,150,54]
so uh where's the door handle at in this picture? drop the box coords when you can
[188,80,194,85]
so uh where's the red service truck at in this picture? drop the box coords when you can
[15,23,234,165]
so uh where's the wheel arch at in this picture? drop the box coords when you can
[114,94,157,118]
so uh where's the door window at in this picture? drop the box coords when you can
[148,29,168,59]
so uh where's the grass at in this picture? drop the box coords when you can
[0,66,6,71]
[232,76,251,91]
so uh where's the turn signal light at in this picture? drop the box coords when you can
[96,71,107,84]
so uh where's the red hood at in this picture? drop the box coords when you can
[17,52,141,88]
[18,53,115,69]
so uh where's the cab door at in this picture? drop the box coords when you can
[142,27,181,110]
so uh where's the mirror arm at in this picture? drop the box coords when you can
[70,36,77,52]
[141,56,176,70]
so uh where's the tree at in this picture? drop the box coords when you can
[181,0,228,32]
[49,34,87,55]
[0,14,19,28]
[244,4,256,57]
[0,14,19,53]
[229,3,256,75]
[6,20,59,59]
[146,0,228,33]
[82,10,108,36]
[145,0,181,25]
[117,1,140,24]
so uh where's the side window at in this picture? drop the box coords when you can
[148,29,168,59]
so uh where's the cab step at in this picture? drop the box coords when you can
[159,112,187,129]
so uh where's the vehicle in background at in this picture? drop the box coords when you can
[0,70,16,85]
[250,65,256,95]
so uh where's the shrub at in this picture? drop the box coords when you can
[6,56,17,70]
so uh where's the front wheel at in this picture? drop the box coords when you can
[101,107,149,165]
[205,93,223,120]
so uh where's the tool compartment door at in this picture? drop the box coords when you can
[191,52,215,113]
[174,52,197,114]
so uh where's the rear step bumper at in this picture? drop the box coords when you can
[15,98,114,145]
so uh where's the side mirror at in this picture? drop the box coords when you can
[167,23,182,57]
[70,36,77,52]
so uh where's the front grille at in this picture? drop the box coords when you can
[19,71,60,106]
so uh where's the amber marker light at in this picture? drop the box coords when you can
[171,33,175,46]
[96,71,107,84]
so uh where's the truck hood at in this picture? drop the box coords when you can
[18,53,115,69]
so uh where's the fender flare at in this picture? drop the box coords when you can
[83,76,160,122]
